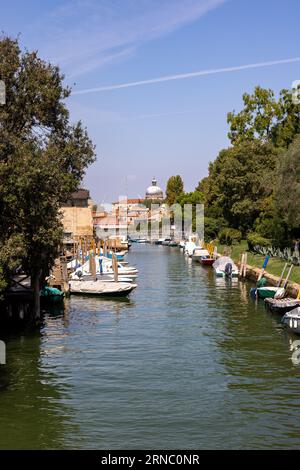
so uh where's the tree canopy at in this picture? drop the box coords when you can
[227,85,300,148]
[166,175,184,205]
[0,37,96,297]
[197,84,300,246]
[276,135,300,235]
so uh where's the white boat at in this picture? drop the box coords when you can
[137,238,149,244]
[69,280,137,296]
[212,256,239,277]
[70,256,138,280]
[184,235,203,257]
[72,273,134,283]
[282,307,300,334]
[179,240,186,249]
[192,248,209,262]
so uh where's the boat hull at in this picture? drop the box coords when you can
[200,258,215,266]
[265,298,300,314]
[69,280,137,296]
[282,308,300,334]
[256,287,278,299]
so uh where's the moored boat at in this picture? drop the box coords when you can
[265,297,300,314]
[40,286,64,304]
[255,286,280,300]
[69,280,137,297]
[70,256,138,280]
[282,307,300,334]
[179,240,186,249]
[200,257,215,266]
[101,250,126,261]
[192,248,209,262]
[212,256,239,277]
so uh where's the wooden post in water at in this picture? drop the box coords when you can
[91,249,97,281]
[61,257,69,293]
[112,253,118,282]
[239,253,244,277]
[243,252,247,278]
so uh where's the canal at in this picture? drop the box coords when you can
[0,244,300,449]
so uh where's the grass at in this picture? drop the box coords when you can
[218,240,300,285]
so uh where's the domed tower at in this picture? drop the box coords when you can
[145,178,164,201]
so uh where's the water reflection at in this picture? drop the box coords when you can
[0,329,77,449]
[1,245,300,449]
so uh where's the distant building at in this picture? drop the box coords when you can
[145,178,164,201]
[61,189,93,243]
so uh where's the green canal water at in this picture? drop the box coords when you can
[0,244,300,449]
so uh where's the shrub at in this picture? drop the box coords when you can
[247,232,271,251]
[218,228,242,246]
[204,217,223,241]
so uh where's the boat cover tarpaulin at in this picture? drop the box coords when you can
[212,256,238,271]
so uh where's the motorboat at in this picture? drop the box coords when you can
[70,256,138,280]
[168,240,179,247]
[200,256,215,266]
[212,256,239,277]
[192,248,209,262]
[179,240,186,249]
[101,249,126,261]
[69,280,137,297]
[136,238,149,244]
[265,297,300,314]
[282,307,300,334]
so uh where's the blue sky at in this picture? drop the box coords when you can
[2,0,300,202]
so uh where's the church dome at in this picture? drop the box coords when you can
[145,178,164,200]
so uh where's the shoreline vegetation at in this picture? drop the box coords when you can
[165,86,300,294]
[219,240,300,286]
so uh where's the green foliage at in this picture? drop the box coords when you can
[275,135,300,235]
[166,175,184,205]
[227,85,300,148]
[203,217,225,241]
[176,190,204,206]
[204,141,277,234]
[247,232,272,251]
[218,228,242,246]
[0,37,96,292]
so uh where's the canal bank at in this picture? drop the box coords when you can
[0,244,300,450]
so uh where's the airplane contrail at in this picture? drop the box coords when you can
[72,57,300,95]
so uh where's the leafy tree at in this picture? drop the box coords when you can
[227,85,300,148]
[275,134,300,236]
[204,141,277,234]
[203,217,226,241]
[0,37,96,313]
[166,175,184,205]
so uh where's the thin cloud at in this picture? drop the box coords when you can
[31,0,227,77]
[72,57,300,95]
